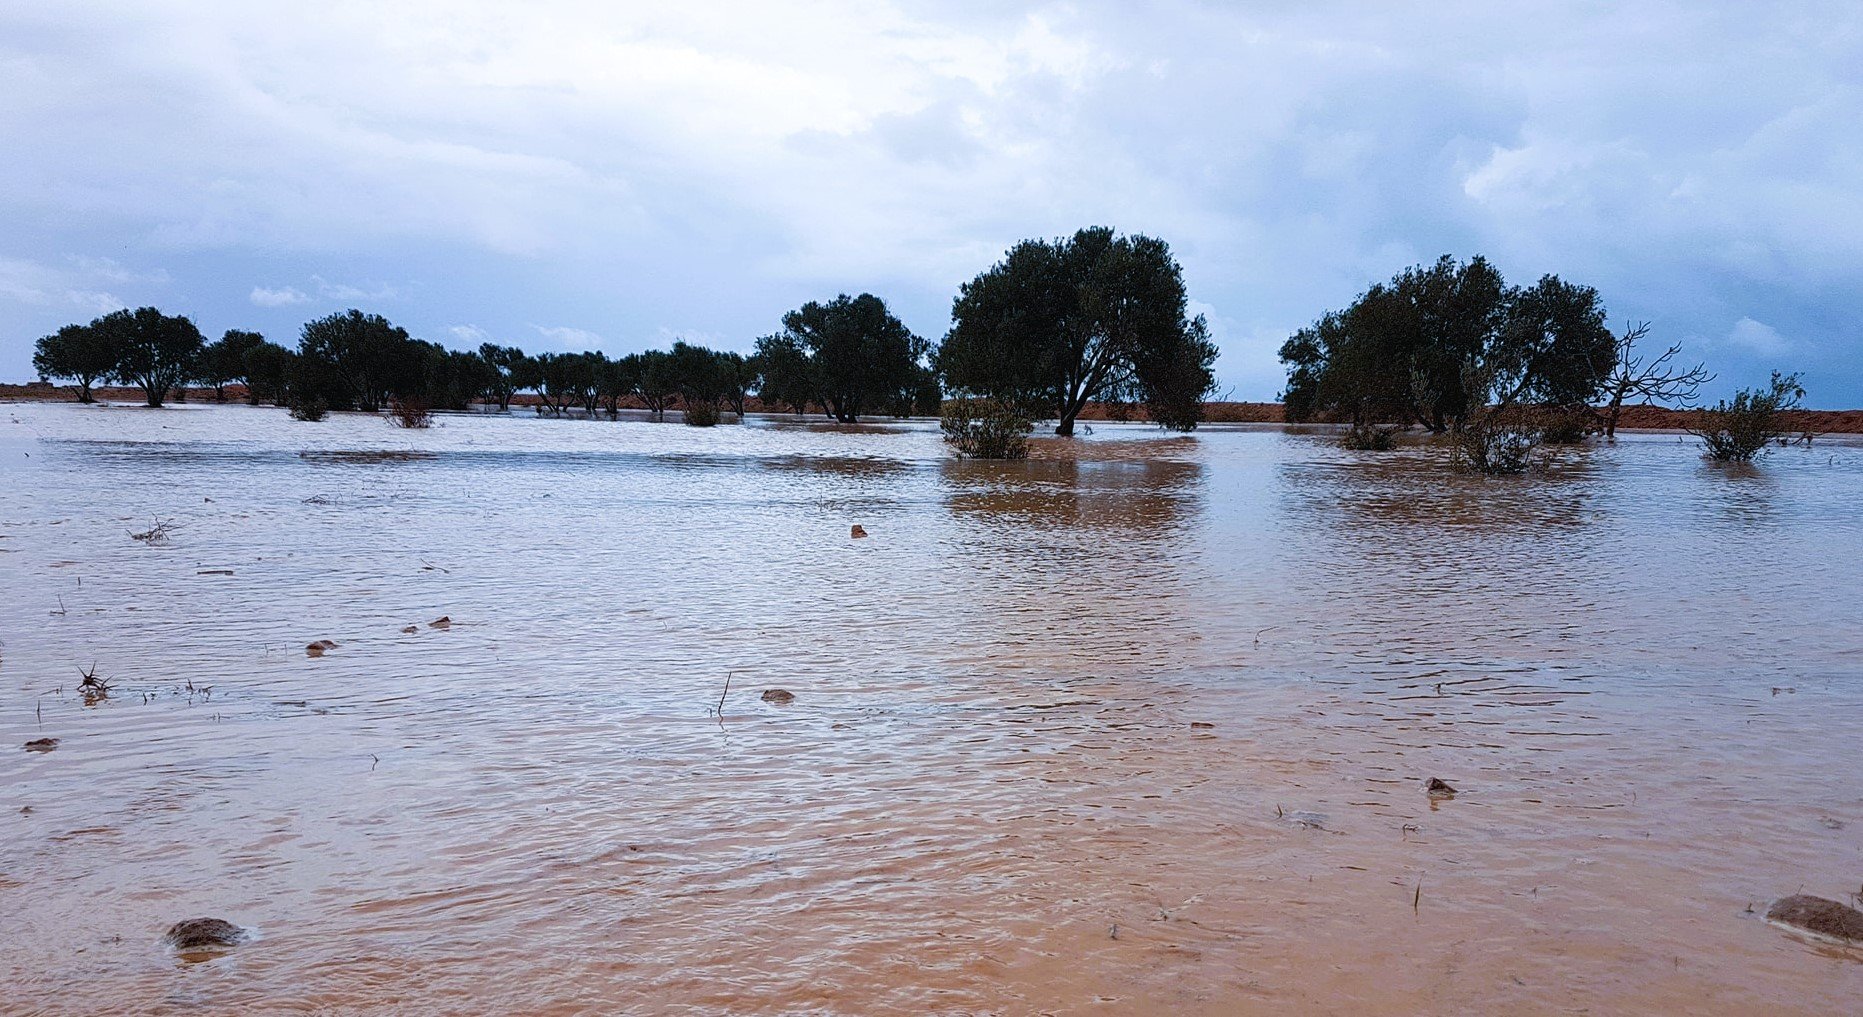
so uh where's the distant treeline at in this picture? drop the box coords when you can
[29,226,1221,431]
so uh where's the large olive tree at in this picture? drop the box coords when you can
[32,320,121,403]
[938,227,1218,436]
[103,307,206,407]
[776,293,927,423]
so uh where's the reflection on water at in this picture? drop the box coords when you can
[1,403,1861,1015]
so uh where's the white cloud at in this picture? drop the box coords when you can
[249,285,311,306]
[448,324,492,344]
[0,256,149,316]
[531,324,604,350]
[1724,317,1793,356]
[311,275,400,302]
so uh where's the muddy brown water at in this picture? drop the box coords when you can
[2,402,1860,1015]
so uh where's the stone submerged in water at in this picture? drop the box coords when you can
[1425,777,1457,797]
[164,918,247,951]
[1765,895,1863,945]
[761,689,795,704]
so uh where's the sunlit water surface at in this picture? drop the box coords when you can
[2,401,1860,1015]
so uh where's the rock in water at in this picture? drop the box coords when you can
[1425,777,1457,798]
[761,689,795,704]
[164,918,247,951]
[23,738,58,752]
[305,639,338,657]
[850,525,868,539]
[1765,895,1863,944]
[429,616,451,629]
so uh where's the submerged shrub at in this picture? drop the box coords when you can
[941,397,1032,460]
[1687,372,1804,462]
[387,396,433,428]
[288,395,328,422]
[1451,416,1543,474]
[682,399,721,427]
[1340,422,1399,451]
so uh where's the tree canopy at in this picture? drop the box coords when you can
[101,307,206,407]
[1278,255,1615,433]
[32,320,121,403]
[196,329,267,402]
[938,227,1217,436]
[298,309,417,412]
[776,293,930,423]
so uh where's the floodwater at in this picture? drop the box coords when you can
[2,401,1860,1016]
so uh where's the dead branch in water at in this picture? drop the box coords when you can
[129,518,177,543]
[77,662,112,703]
[713,670,741,718]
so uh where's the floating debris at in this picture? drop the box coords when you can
[129,518,176,544]
[306,639,339,657]
[1189,721,1216,730]
[196,569,234,576]
[1426,778,1457,799]
[850,525,868,539]
[428,616,451,629]
[400,625,418,634]
[23,738,58,753]
[1275,806,1327,831]
[761,689,795,704]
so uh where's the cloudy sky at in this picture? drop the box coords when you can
[4,1,1860,403]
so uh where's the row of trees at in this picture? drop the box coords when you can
[30,226,1224,439]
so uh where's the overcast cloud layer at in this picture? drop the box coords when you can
[3,1,1860,403]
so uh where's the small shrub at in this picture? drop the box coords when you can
[387,396,432,428]
[1687,372,1804,462]
[683,399,720,427]
[289,395,329,422]
[941,397,1032,460]
[1341,422,1399,450]
[1452,417,1543,474]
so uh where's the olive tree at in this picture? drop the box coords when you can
[32,320,121,403]
[778,293,926,423]
[938,227,1217,436]
[103,307,205,407]
[297,309,417,412]
[1279,256,1616,447]
[196,329,266,402]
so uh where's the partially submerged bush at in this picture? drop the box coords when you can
[682,399,720,427]
[1341,422,1399,450]
[387,396,432,428]
[1687,372,1804,462]
[1452,415,1543,474]
[288,395,328,422]
[941,397,1032,460]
